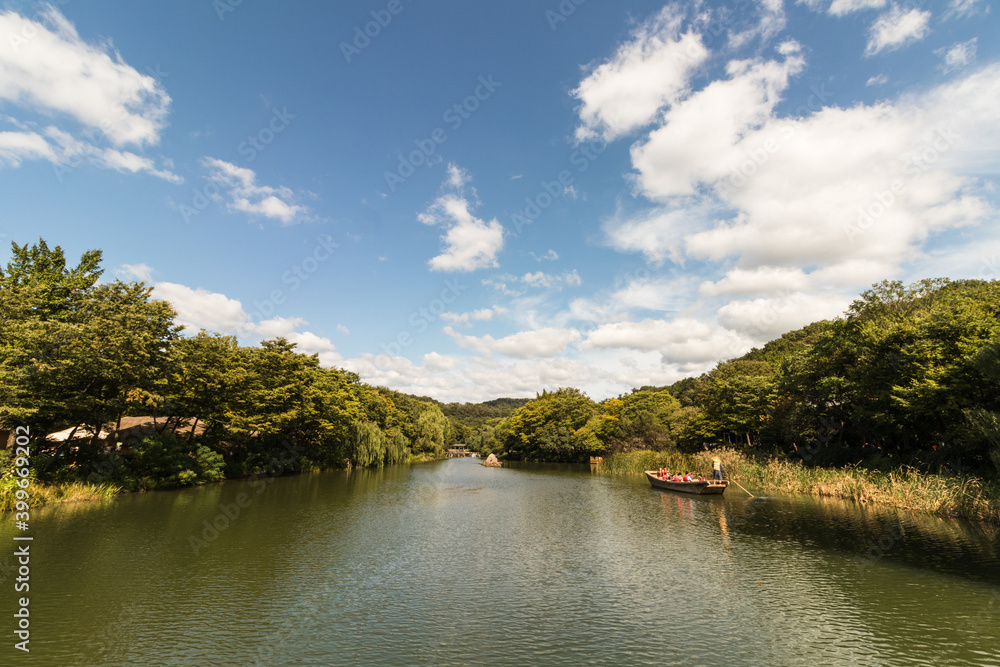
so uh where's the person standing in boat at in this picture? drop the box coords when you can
[712,457,724,482]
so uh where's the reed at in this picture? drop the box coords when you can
[599,449,1000,523]
[0,477,123,512]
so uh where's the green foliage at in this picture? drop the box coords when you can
[0,240,180,438]
[130,434,223,489]
[492,388,597,462]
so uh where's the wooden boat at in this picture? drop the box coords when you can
[644,471,728,495]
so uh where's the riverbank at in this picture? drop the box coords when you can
[599,449,1000,524]
[0,454,451,512]
[0,478,123,511]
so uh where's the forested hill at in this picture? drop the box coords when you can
[483,279,1000,477]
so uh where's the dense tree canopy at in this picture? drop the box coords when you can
[0,239,460,490]
[486,280,1000,475]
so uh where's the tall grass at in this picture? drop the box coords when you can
[599,448,1000,523]
[0,477,123,512]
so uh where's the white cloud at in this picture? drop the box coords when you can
[699,267,809,296]
[573,5,709,142]
[629,50,806,200]
[828,0,888,16]
[582,318,751,364]
[154,282,251,335]
[0,7,168,146]
[154,282,343,366]
[726,0,787,50]
[610,60,998,280]
[866,5,931,56]
[947,0,987,18]
[866,73,889,86]
[939,38,977,72]
[716,292,851,340]
[337,324,350,335]
[445,326,581,359]
[530,249,560,262]
[0,130,55,166]
[440,307,506,327]
[202,158,307,224]
[419,166,504,272]
[0,8,178,181]
[610,276,696,312]
[253,316,342,367]
[446,163,470,188]
[116,263,154,282]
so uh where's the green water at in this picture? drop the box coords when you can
[1,458,998,665]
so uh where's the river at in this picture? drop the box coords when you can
[1,458,998,665]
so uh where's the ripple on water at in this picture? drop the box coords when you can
[5,459,1000,666]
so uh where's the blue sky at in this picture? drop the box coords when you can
[2,0,999,402]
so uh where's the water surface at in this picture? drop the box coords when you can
[1,458,998,665]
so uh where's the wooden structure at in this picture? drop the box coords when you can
[446,444,473,458]
[644,471,728,495]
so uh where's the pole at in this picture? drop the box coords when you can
[728,477,754,498]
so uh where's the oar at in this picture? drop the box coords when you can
[727,477,755,498]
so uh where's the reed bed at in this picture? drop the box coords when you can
[0,478,123,512]
[599,449,1000,523]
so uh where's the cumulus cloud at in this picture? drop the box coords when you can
[581,318,751,364]
[418,165,504,272]
[865,5,931,56]
[445,326,581,359]
[609,58,997,279]
[716,292,852,340]
[154,282,251,335]
[0,7,178,180]
[202,158,307,224]
[573,5,708,142]
[153,282,343,366]
[253,316,342,367]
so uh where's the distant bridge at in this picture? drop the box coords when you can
[446,444,477,458]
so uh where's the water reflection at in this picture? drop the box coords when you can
[0,459,997,666]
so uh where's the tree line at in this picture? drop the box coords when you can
[0,240,457,491]
[4,239,999,491]
[484,279,1000,477]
